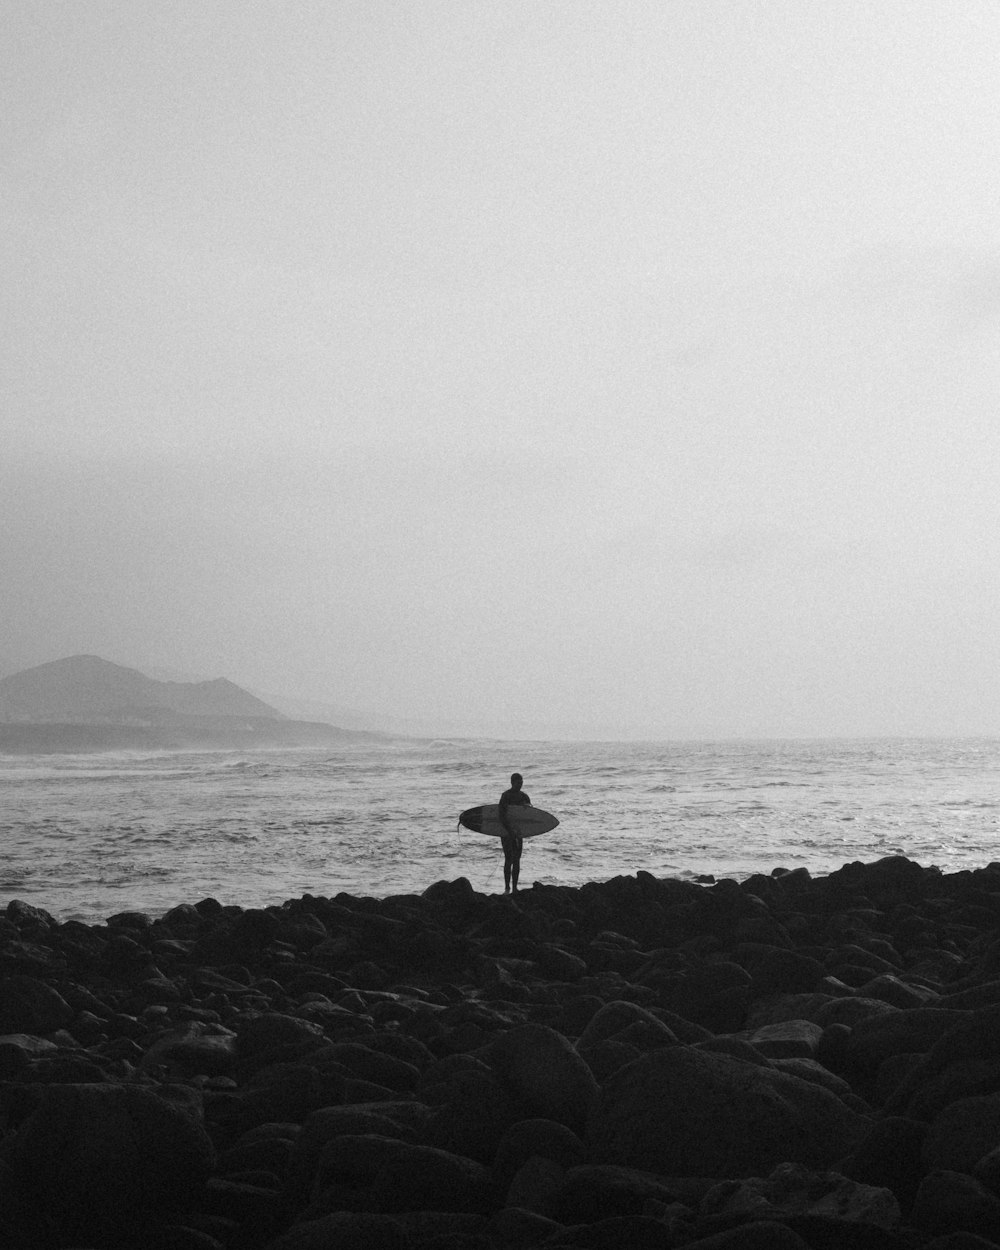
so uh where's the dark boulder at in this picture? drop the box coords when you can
[2,1082,215,1245]
[486,1023,598,1133]
[586,1044,870,1178]
[0,974,73,1033]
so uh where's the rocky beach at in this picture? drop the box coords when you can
[3,857,1000,1247]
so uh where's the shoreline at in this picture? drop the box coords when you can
[3,856,1000,1246]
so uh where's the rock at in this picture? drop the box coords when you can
[749,1020,822,1060]
[665,961,753,1033]
[812,997,899,1029]
[314,1135,495,1215]
[536,944,588,982]
[312,1041,419,1092]
[487,1023,599,1133]
[940,980,1000,1011]
[393,1210,487,1244]
[235,1012,326,1070]
[579,1038,642,1082]
[673,1220,812,1248]
[2,1082,216,1245]
[492,1119,586,1190]
[974,1145,1000,1197]
[699,1163,901,1228]
[769,1057,868,1109]
[140,1022,238,1078]
[847,1009,970,1077]
[575,1000,678,1052]
[733,944,826,995]
[552,1163,685,1224]
[693,1036,774,1068]
[745,992,835,1028]
[542,1213,683,1249]
[923,1095,1000,1175]
[265,1210,408,1250]
[422,877,476,904]
[0,974,73,1033]
[585,1044,870,1177]
[858,974,936,1008]
[200,1176,284,1229]
[426,1068,521,1163]
[285,1102,430,1205]
[505,1155,566,1218]
[7,900,55,931]
[218,1132,295,1178]
[0,1032,57,1060]
[236,1061,346,1131]
[482,1206,564,1246]
[910,1170,1000,1241]
[924,1232,1000,1250]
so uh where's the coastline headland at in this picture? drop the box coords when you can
[3,857,1000,1246]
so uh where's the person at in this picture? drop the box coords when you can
[498,772,530,893]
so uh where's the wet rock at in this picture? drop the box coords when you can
[236,1061,346,1131]
[812,997,899,1029]
[482,1205,564,1246]
[285,1101,430,1205]
[0,974,73,1033]
[504,1155,566,1218]
[882,1004,1000,1119]
[923,1095,1000,1175]
[575,999,678,1051]
[536,943,588,982]
[492,1119,586,1191]
[312,1135,495,1215]
[910,1170,1000,1241]
[748,1019,822,1060]
[425,1067,521,1163]
[234,1011,327,1072]
[141,1021,238,1078]
[699,1162,901,1228]
[2,1081,216,1245]
[313,1041,419,1092]
[552,1163,686,1224]
[578,1037,642,1081]
[733,944,826,995]
[859,973,937,1008]
[769,1057,869,1110]
[486,1023,599,1133]
[265,1210,408,1250]
[665,960,753,1033]
[847,1008,970,1078]
[585,1044,870,1177]
[665,1219,812,1248]
[541,1213,677,1249]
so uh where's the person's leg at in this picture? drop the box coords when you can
[502,836,513,892]
[511,836,523,891]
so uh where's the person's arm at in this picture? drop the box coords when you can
[498,790,513,835]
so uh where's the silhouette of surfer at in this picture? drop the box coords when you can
[498,772,530,894]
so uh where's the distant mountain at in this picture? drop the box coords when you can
[0,655,281,724]
[253,690,374,731]
[0,655,387,753]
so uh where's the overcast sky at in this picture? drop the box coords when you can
[4,1,1000,739]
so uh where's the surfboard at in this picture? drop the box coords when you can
[458,804,559,839]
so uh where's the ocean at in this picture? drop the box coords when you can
[2,736,999,924]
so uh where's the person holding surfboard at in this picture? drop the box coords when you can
[498,772,530,893]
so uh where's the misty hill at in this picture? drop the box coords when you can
[0,656,385,753]
[0,655,280,724]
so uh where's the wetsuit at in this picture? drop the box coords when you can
[498,785,530,891]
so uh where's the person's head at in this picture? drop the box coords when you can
[510,773,523,789]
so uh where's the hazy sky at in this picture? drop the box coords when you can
[4,2,1000,739]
